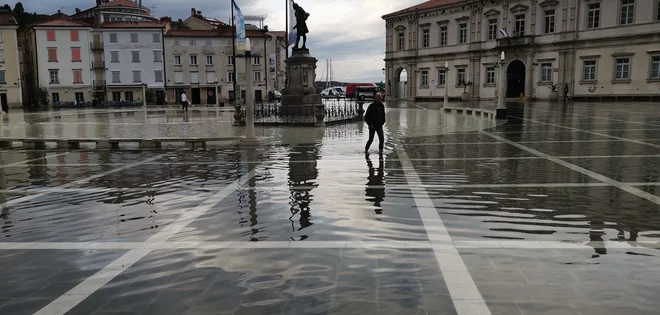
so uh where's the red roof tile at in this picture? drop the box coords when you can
[0,13,17,26]
[33,19,90,27]
[166,29,268,38]
[101,21,167,28]
[99,0,137,8]
[382,0,465,18]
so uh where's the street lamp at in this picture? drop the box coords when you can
[444,61,450,108]
[142,83,147,108]
[241,38,257,145]
[214,78,219,107]
[497,51,507,119]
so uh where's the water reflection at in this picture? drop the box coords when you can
[288,145,320,239]
[365,155,385,215]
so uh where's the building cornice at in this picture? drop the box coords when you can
[483,9,500,17]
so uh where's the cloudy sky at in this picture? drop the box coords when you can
[21,0,421,83]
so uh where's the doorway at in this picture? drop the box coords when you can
[206,87,216,104]
[191,88,201,105]
[393,67,408,99]
[506,60,526,98]
[156,91,165,105]
[255,90,262,102]
[0,93,7,113]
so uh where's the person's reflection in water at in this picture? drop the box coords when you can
[365,154,385,215]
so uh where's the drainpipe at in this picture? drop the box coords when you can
[161,27,167,104]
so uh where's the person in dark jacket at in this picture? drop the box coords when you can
[364,93,385,154]
[563,83,570,103]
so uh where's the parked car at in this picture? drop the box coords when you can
[355,86,380,101]
[320,87,345,98]
[345,83,377,98]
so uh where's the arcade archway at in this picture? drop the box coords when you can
[506,60,526,98]
[393,67,408,99]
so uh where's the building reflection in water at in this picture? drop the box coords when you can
[365,155,385,215]
[288,144,320,239]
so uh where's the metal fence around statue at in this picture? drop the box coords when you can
[237,98,362,125]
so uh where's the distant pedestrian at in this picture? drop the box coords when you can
[563,83,570,103]
[364,92,385,155]
[180,92,188,112]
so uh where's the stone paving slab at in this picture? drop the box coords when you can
[62,248,456,315]
[428,185,660,242]
[0,249,126,314]
[522,141,660,156]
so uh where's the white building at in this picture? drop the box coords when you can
[164,29,271,104]
[99,21,168,104]
[23,19,94,105]
[383,0,660,101]
[72,0,156,24]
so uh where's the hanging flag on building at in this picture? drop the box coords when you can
[287,0,297,47]
[233,0,246,51]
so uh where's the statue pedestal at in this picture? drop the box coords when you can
[281,48,323,123]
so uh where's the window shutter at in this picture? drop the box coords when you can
[70,30,79,41]
[72,48,81,61]
[48,48,57,61]
[47,31,55,41]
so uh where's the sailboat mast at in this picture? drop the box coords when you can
[231,0,237,101]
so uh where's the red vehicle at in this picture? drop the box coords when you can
[345,83,377,98]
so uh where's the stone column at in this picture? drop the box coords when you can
[525,52,534,98]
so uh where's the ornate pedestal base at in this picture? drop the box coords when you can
[281,48,323,122]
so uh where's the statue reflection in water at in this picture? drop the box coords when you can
[365,155,385,215]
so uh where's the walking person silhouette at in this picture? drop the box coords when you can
[364,93,385,155]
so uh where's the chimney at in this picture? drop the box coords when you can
[191,8,196,16]
[138,0,142,8]
[75,8,81,13]
[96,0,101,6]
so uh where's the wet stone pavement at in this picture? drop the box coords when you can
[1,101,660,315]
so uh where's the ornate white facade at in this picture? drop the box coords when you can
[383,0,660,101]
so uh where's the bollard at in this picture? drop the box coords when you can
[68,141,81,149]
[97,140,111,149]
[57,139,68,150]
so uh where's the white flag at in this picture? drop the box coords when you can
[288,0,297,47]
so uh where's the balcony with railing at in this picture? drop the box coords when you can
[93,80,106,90]
[497,36,534,48]
[91,61,105,70]
[90,42,104,51]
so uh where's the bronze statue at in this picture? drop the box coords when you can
[292,1,309,50]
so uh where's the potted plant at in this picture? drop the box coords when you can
[459,80,472,101]
[548,83,559,101]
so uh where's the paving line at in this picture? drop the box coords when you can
[0,151,71,168]
[3,240,659,251]
[7,153,660,168]
[1,154,168,208]
[532,108,660,127]
[32,167,259,315]
[395,144,491,315]
[509,116,660,148]
[480,130,660,206]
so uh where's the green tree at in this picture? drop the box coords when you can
[171,20,190,30]
[1,4,10,10]
[13,2,24,14]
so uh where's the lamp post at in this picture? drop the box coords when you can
[142,83,147,108]
[242,38,257,145]
[214,79,219,107]
[497,51,507,119]
[444,61,449,108]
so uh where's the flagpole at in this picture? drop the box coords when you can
[231,0,237,102]
[285,0,289,59]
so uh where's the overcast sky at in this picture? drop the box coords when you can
[20,0,421,83]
